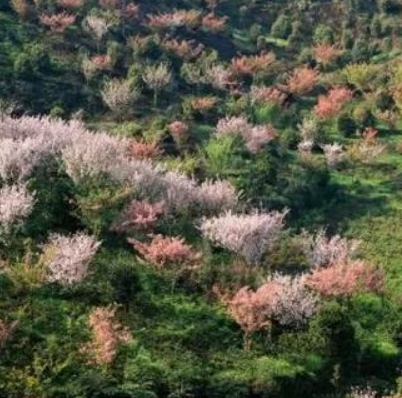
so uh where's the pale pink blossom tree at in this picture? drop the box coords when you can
[321,143,345,169]
[0,183,35,235]
[142,63,172,106]
[302,229,360,268]
[43,233,101,287]
[101,79,141,114]
[266,273,320,327]
[200,210,287,265]
[196,180,239,214]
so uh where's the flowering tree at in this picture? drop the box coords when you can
[162,39,204,61]
[101,79,141,114]
[130,235,201,272]
[221,284,276,349]
[205,65,236,91]
[125,3,140,19]
[216,116,251,137]
[321,143,345,169]
[128,140,161,159]
[168,121,190,146]
[81,307,131,365]
[314,87,353,119]
[40,13,76,33]
[160,171,197,213]
[189,96,218,112]
[302,229,360,268]
[43,233,101,287]
[0,183,35,236]
[266,274,320,327]
[111,200,164,233]
[250,86,287,106]
[147,10,202,32]
[142,63,172,106]
[216,117,276,153]
[202,13,227,32]
[245,125,277,153]
[287,66,320,95]
[196,180,239,214]
[58,0,83,8]
[84,15,112,42]
[61,131,129,184]
[231,53,276,76]
[313,44,343,67]
[347,128,385,164]
[297,116,319,141]
[306,260,384,298]
[200,210,287,265]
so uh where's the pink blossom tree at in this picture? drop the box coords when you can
[221,283,277,349]
[81,306,131,365]
[130,235,200,270]
[111,200,164,233]
[306,260,384,298]
[314,87,353,119]
[40,13,76,33]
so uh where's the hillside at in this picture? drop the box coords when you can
[1,0,402,397]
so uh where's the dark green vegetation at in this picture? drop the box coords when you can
[2,0,402,397]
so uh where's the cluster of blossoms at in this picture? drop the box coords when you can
[40,12,76,32]
[82,54,112,79]
[205,65,237,91]
[147,10,202,31]
[200,210,287,265]
[321,143,345,169]
[302,229,360,268]
[43,233,101,287]
[231,53,276,76]
[0,115,85,182]
[250,86,287,106]
[196,180,239,214]
[58,0,83,8]
[216,116,277,153]
[130,235,201,270]
[347,128,385,164]
[84,15,113,41]
[111,200,165,233]
[315,87,354,119]
[162,39,204,61]
[0,183,35,236]
[81,307,131,365]
[302,230,384,297]
[201,13,227,32]
[189,96,218,111]
[128,140,161,159]
[168,121,190,144]
[287,66,320,95]
[313,44,343,66]
[101,79,141,113]
[221,273,319,348]
[306,260,384,297]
